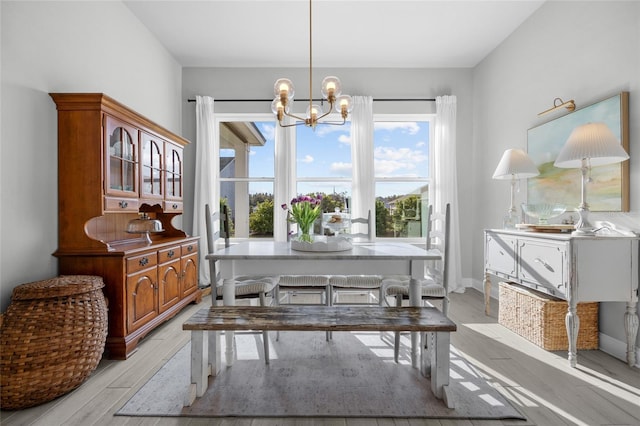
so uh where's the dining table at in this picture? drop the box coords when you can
[206,240,443,369]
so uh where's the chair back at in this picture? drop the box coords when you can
[204,204,232,289]
[349,209,374,241]
[426,203,451,314]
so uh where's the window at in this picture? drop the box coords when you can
[217,113,433,240]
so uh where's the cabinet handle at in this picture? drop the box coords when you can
[168,250,175,258]
[534,257,554,272]
[187,245,193,252]
[119,201,128,208]
[139,257,149,267]
[172,203,178,209]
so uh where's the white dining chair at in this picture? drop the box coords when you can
[329,210,382,306]
[205,203,277,362]
[381,203,451,363]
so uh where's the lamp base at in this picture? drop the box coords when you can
[502,210,519,229]
[572,207,595,236]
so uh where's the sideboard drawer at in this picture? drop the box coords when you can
[485,232,516,277]
[518,239,568,297]
[158,245,181,264]
[127,252,158,274]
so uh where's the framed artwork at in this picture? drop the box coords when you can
[527,92,630,212]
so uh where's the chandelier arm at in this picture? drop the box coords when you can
[315,103,336,121]
[283,111,309,122]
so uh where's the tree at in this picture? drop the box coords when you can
[375,199,392,237]
[249,199,274,236]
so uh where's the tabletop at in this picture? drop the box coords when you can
[205,240,441,261]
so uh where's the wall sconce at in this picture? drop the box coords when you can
[538,97,576,116]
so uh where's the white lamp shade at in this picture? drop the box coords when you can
[492,149,540,180]
[554,122,629,168]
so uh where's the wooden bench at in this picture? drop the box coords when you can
[183,305,457,408]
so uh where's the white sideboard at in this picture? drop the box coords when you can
[483,229,639,367]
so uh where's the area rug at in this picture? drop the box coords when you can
[116,331,525,419]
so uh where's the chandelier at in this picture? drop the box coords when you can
[271,0,352,129]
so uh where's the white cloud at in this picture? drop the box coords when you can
[338,134,351,145]
[374,122,420,135]
[374,146,427,176]
[330,162,352,176]
[299,154,314,163]
[416,141,426,147]
[260,123,276,141]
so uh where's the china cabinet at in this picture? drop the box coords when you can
[51,93,201,359]
[484,229,639,367]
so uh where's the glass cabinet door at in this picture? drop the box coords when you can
[105,115,138,197]
[165,143,183,200]
[141,132,163,200]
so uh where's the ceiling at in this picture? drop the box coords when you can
[123,0,546,69]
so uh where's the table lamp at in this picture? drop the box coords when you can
[492,149,540,228]
[554,122,629,235]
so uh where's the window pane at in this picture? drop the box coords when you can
[294,184,351,235]
[220,122,274,179]
[297,124,352,178]
[375,182,429,238]
[221,183,274,238]
[374,121,429,178]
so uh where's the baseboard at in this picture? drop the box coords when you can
[599,332,640,368]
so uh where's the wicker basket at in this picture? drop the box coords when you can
[498,281,598,351]
[1,275,108,410]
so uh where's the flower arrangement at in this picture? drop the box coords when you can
[281,194,323,243]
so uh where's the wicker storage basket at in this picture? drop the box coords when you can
[498,281,598,351]
[1,275,108,410]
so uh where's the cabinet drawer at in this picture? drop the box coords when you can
[158,245,181,264]
[126,252,158,274]
[181,241,198,256]
[485,233,516,277]
[163,200,183,213]
[518,239,567,296]
[105,196,139,212]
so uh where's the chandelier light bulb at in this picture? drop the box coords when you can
[321,76,341,100]
[274,78,295,101]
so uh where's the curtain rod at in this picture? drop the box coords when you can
[187,98,436,103]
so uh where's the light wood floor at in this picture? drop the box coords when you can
[2,288,639,426]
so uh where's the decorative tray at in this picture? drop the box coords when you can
[515,224,575,233]
[290,236,353,252]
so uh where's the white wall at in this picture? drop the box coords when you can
[0,1,183,311]
[473,1,640,357]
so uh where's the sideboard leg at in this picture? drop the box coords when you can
[566,296,580,368]
[483,272,492,316]
[624,301,639,367]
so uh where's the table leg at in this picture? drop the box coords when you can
[484,272,491,316]
[624,301,639,367]
[223,278,236,366]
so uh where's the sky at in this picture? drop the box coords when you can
[222,120,430,199]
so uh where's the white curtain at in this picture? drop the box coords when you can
[273,119,296,242]
[432,95,464,292]
[350,96,375,237]
[193,95,218,286]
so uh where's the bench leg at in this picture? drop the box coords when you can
[426,331,453,409]
[186,330,208,407]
